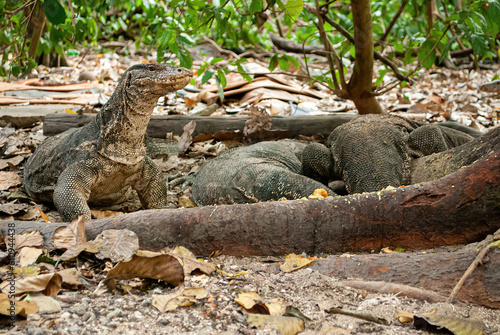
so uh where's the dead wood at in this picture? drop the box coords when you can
[310,246,500,309]
[43,113,356,138]
[2,143,499,258]
[338,281,451,304]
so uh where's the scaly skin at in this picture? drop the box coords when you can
[23,63,192,221]
[302,114,474,194]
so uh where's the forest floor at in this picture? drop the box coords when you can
[0,46,499,334]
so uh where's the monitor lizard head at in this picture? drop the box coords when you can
[124,63,193,97]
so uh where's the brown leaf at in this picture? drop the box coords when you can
[29,295,61,314]
[0,293,39,317]
[106,254,184,287]
[0,171,22,190]
[90,210,124,219]
[247,314,304,335]
[243,106,272,136]
[152,285,210,312]
[57,268,81,287]
[52,226,78,250]
[280,254,312,273]
[178,120,197,153]
[94,229,139,262]
[395,310,414,324]
[68,215,87,244]
[0,273,62,296]
[59,239,106,261]
[18,247,43,267]
[13,231,43,249]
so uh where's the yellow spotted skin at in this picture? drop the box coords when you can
[24,63,192,221]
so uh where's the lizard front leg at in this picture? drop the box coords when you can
[133,156,168,209]
[53,160,100,221]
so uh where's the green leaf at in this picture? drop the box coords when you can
[374,69,388,86]
[401,81,408,88]
[210,57,224,65]
[417,39,436,69]
[285,0,303,16]
[217,69,226,87]
[279,57,290,70]
[269,54,279,71]
[286,54,300,68]
[250,0,263,15]
[471,33,489,56]
[201,69,214,84]
[11,64,20,77]
[177,48,193,69]
[489,0,500,19]
[44,0,67,25]
[215,76,224,102]
[0,0,6,13]
[237,64,252,82]
[438,35,459,64]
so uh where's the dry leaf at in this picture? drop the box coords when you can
[0,293,39,317]
[57,268,81,287]
[152,285,209,312]
[169,246,196,259]
[395,310,414,324]
[0,273,62,296]
[94,229,139,262]
[0,171,22,190]
[68,215,86,244]
[13,231,43,249]
[243,106,272,136]
[30,202,51,223]
[235,292,285,315]
[18,247,43,267]
[172,255,215,276]
[178,120,197,153]
[106,254,184,287]
[29,295,61,314]
[59,239,106,261]
[247,314,304,335]
[52,226,78,249]
[280,254,312,273]
[12,265,40,277]
[414,312,485,335]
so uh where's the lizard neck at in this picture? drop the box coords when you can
[96,82,160,165]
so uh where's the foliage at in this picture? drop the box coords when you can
[0,0,498,92]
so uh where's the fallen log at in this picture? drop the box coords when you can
[310,245,500,309]
[42,113,356,138]
[2,140,499,256]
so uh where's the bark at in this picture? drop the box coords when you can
[349,0,385,114]
[2,145,499,257]
[26,2,46,62]
[43,113,356,139]
[411,126,500,183]
[311,246,500,309]
[269,33,325,55]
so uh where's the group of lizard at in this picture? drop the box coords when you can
[22,63,493,221]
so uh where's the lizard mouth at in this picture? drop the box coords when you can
[154,68,193,93]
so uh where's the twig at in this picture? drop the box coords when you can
[446,244,497,304]
[202,36,240,59]
[312,0,340,91]
[2,0,35,16]
[379,0,408,42]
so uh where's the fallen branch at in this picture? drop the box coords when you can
[310,244,500,309]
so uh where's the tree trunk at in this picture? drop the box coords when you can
[348,0,385,114]
[2,146,498,256]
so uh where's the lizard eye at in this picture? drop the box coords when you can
[147,66,155,72]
